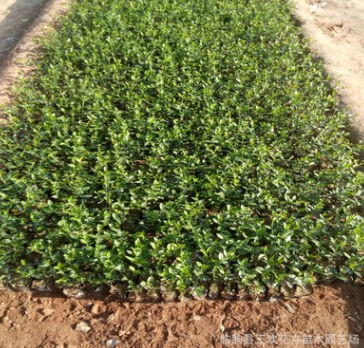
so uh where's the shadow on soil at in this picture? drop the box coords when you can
[323,281,364,348]
[0,0,49,70]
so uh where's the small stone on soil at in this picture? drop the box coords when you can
[102,338,119,347]
[75,321,92,334]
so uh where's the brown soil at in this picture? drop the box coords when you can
[0,281,363,348]
[0,0,72,123]
[0,1,364,348]
[293,0,364,155]
[0,0,48,66]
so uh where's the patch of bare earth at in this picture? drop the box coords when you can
[0,1,364,348]
[293,0,364,154]
[0,0,48,66]
[0,0,72,123]
[0,281,363,348]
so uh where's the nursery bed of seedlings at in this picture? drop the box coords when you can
[1,0,364,301]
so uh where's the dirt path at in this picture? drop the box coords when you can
[0,0,48,67]
[0,0,71,123]
[293,0,364,151]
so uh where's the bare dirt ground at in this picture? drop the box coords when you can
[0,0,48,66]
[293,0,364,154]
[0,0,71,123]
[0,281,363,348]
[0,1,364,348]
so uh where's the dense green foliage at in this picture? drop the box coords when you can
[1,0,364,292]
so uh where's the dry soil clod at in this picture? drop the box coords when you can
[128,289,146,303]
[220,281,237,300]
[108,282,128,299]
[249,283,267,302]
[62,284,88,299]
[279,281,296,299]
[294,283,314,298]
[178,287,194,302]
[8,278,32,292]
[264,279,282,299]
[236,284,251,301]
[145,286,162,302]
[160,285,179,302]
[75,321,92,334]
[208,281,223,299]
[30,279,55,293]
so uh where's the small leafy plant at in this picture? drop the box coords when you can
[1,0,364,292]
